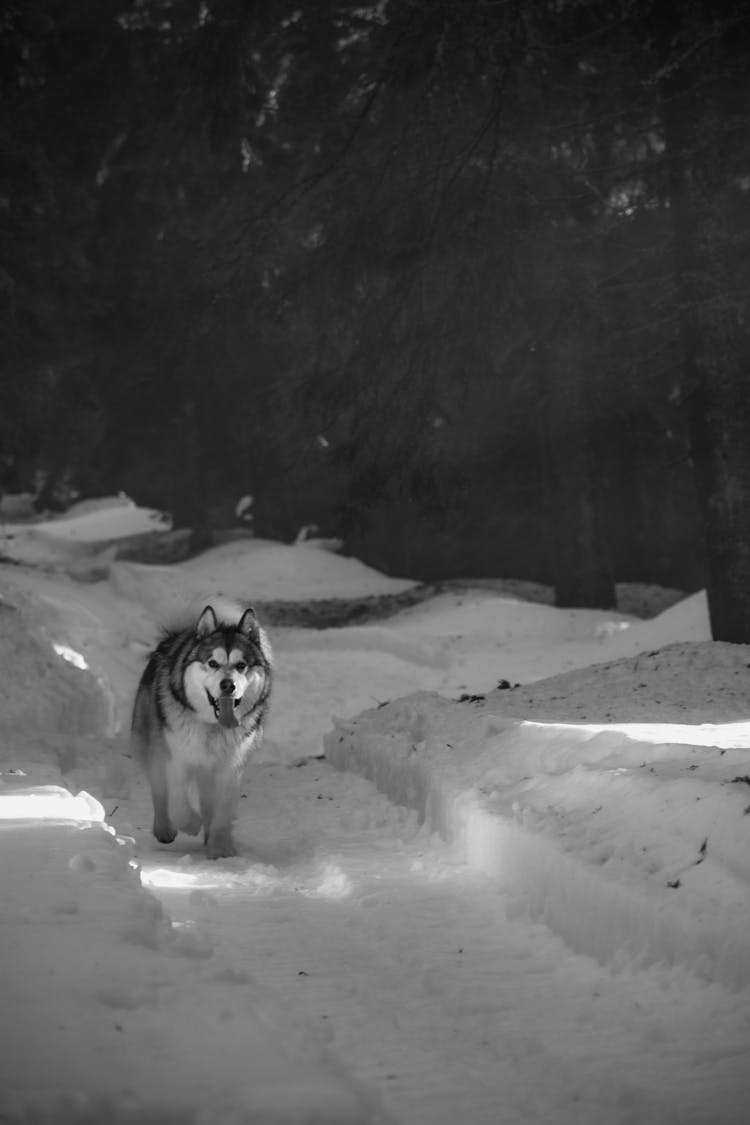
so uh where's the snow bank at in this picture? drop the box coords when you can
[0,495,170,570]
[326,642,750,990]
[0,592,111,752]
[21,497,170,543]
[265,587,717,763]
[0,783,390,1124]
[376,588,713,694]
[0,572,150,749]
[108,537,416,614]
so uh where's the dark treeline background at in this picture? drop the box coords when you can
[3,1,750,638]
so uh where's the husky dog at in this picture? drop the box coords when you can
[132,604,272,859]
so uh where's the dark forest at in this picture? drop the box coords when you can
[3,0,750,638]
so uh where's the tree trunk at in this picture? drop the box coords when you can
[661,64,750,641]
[167,403,214,552]
[684,323,750,641]
[538,330,616,610]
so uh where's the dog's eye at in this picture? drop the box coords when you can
[207,659,220,670]
[234,661,247,673]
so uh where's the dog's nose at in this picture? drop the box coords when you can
[219,678,235,696]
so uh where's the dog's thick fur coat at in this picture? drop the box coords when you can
[131,604,272,859]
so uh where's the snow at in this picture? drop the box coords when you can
[326,675,750,991]
[1,497,749,1123]
[1,787,381,1125]
[108,536,416,616]
[0,494,171,569]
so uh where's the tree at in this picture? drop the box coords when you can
[652,0,750,640]
[6,0,749,622]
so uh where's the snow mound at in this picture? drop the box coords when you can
[326,641,750,989]
[0,594,110,752]
[109,538,416,613]
[0,495,170,572]
[0,785,390,1123]
[364,587,712,697]
[390,588,634,641]
[3,495,170,544]
[483,640,750,724]
[609,590,712,650]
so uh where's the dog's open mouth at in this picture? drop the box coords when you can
[206,690,241,729]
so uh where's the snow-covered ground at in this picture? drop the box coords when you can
[1,499,749,1123]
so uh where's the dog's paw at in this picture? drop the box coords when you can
[174,808,202,836]
[153,818,177,844]
[205,830,237,860]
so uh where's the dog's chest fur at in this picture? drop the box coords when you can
[164,707,256,769]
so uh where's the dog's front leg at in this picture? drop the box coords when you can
[146,752,177,845]
[196,771,215,847]
[132,698,176,845]
[166,760,201,836]
[203,765,243,859]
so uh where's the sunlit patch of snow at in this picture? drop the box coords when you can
[52,641,89,670]
[594,619,632,639]
[142,859,353,900]
[141,861,288,893]
[138,864,269,892]
[0,786,105,822]
[141,867,203,890]
[520,718,750,749]
[299,862,353,900]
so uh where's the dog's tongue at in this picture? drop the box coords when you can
[217,696,238,729]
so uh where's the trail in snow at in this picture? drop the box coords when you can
[114,758,750,1125]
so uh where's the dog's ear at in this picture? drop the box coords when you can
[196,606,218,636]
[237,607,258,637]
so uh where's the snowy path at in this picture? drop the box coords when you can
[2,523,750,1124]
[118,759,749,1125]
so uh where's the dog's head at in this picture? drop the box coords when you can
[183,605,272,728]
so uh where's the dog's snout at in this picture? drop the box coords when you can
[219,678,235,696]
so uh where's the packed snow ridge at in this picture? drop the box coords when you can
[327,642,750,990]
